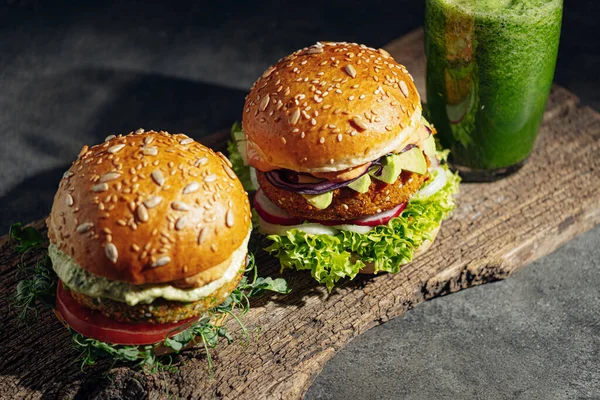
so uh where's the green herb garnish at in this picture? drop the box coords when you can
[8,223,289,373]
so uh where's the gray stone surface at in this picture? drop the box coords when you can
[0,1,598,398]
[307,225,600,399]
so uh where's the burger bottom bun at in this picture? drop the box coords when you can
[358,226,440,274]
[69,259,246,324]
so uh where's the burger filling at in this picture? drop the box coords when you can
[229,120,460,289]
[49,229,251,306]
[243,119,436,223]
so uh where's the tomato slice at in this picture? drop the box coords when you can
[56,282,198,345]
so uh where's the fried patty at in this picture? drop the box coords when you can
[256,164,429,221]
[68,262,245,324]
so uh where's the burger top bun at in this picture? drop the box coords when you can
[47,130,251,285]
[242,41,422,173]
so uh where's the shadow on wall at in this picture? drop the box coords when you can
[0,67,246,232]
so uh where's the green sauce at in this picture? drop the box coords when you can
[425,0,562,170]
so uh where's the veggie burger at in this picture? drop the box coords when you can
[47,130,251,345]
[235,42,459,289]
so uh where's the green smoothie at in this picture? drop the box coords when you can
[425,0,562,177]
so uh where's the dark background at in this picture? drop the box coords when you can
[0,1,598,398]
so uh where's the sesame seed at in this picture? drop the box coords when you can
[290,108,301,125]
[311,118,317,126]
[105,135,116,142]
[152,256,171,267]
[259,94,270,111]
[179,138,194,145]
[337,133,343,142]
[204,174,217,183]
[137,204,149,222]
[223,165,237,180]
[306,46,324,55]
[143,146,158,156]
[319,137,325,144]
[76,222,93,233]
[344,64,357,78]
[143,196,162,209]
[66,194,74,207]
[63,171,73,179]
[91,183,109,192]
[175,216,188,230]
[183,182,200,194]
[117,219,127,226]
[226,209,234,227]
[195,157,208,167]
[105,243,118,263]
[144,136,154,145]
[135,128,145,134]
[359,94,366,99]
[300,132,306,139]
[323,104,332,110]
[171,201,190,211]
[107,144,125,154]
[78,145,89,157]
[100,172,121,182]
[348,95,355,101]
[151,170,165,186]
[280,137,287,145]
[399,80,409,97]
[197,227,207,245]
[351,84,359,89]
[352,116,368,131]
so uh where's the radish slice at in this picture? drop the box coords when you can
[346,203,406,226]
[258,217,339,236]
[334,224,374,234]
[249,167,259,191]
[254,189,304,225]
[417,167,447,199]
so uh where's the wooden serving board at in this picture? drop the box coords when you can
[1,28,599,399]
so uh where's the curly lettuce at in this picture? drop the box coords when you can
[265,159,460,290]
[227,122,254,191]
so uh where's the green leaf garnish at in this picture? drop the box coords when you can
[8,224,290,373]
[9,222,45,253]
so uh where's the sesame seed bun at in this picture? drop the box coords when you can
[46,130,251,286]
[242,42,422,173]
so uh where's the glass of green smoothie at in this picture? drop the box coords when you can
[424,0,563,181]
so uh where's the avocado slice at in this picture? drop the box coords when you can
[302,191,333,209]
[423,134,437,160]
[396,147,427,175]
[369,154,403,184]
[347,174,371,193]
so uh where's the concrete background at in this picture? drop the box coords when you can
[0,1,598,398]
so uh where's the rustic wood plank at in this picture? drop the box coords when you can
[0,28,599,399]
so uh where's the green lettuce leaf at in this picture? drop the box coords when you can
[227,122,254,191]
[265,159,460,290]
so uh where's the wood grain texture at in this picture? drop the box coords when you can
[1,28,599,400]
